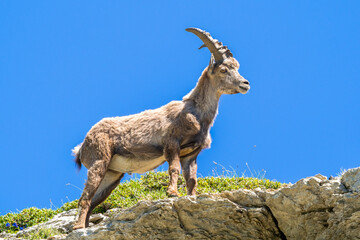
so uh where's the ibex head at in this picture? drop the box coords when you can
[186,28,250,95]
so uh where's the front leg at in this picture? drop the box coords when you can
[164,142,181,197]
[181,156,198,195]
[180,135,206,195]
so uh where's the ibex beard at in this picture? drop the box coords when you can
[72,27,250,229]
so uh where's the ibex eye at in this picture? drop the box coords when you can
[220,68,227,73]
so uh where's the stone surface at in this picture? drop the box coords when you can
[67,194,283,240]
[341,167,360,192]
[14,209,77,239]
[265,174,360,240]
[0,209,106,240]
[3,167,360,240]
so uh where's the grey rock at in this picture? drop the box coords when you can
[15,209,77,239]
[67,194,283,240]
[5,167,360,240]
[341,167,360,192]
[266,173,360,240]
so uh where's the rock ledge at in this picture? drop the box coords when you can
[3,167,360,240]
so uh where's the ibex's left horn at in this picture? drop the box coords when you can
[186,27,233,63]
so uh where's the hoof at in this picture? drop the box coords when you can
[167,190,179,198]
[73,223,85,230]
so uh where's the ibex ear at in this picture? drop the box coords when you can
[208,54,216,73]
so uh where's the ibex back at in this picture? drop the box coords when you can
[72,28,250,229]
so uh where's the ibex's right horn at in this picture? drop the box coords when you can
[186,28,233,63]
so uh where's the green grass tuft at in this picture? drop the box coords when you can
[0,171,282,234]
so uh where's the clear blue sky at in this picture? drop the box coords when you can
[1,1,359,215]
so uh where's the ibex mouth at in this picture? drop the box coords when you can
[239,85,250,94]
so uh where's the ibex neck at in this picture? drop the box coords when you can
[183,67,220,128]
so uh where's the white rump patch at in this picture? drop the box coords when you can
[72,143,82,156]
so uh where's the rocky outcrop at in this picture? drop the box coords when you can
[3,167,360,240]
[266,173,360,239]
[68,193,284,240]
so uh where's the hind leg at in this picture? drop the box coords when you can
[73,157,111,230]
[84,170,124,226]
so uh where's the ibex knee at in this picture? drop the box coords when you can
[169,167,180,176]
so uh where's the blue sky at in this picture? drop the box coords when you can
[1,1,359,215]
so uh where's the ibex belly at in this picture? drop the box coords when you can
[108,145,200,174]
[108,155,166,174]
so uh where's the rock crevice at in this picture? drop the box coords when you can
[263,205,287,240]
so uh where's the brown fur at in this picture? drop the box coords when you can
[72,54,250,229]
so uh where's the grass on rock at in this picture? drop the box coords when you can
[0,171,282,234]
[24,227,63,240]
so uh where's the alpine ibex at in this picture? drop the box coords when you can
[72,28,250,229]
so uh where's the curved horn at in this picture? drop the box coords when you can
[186,27,233,63]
